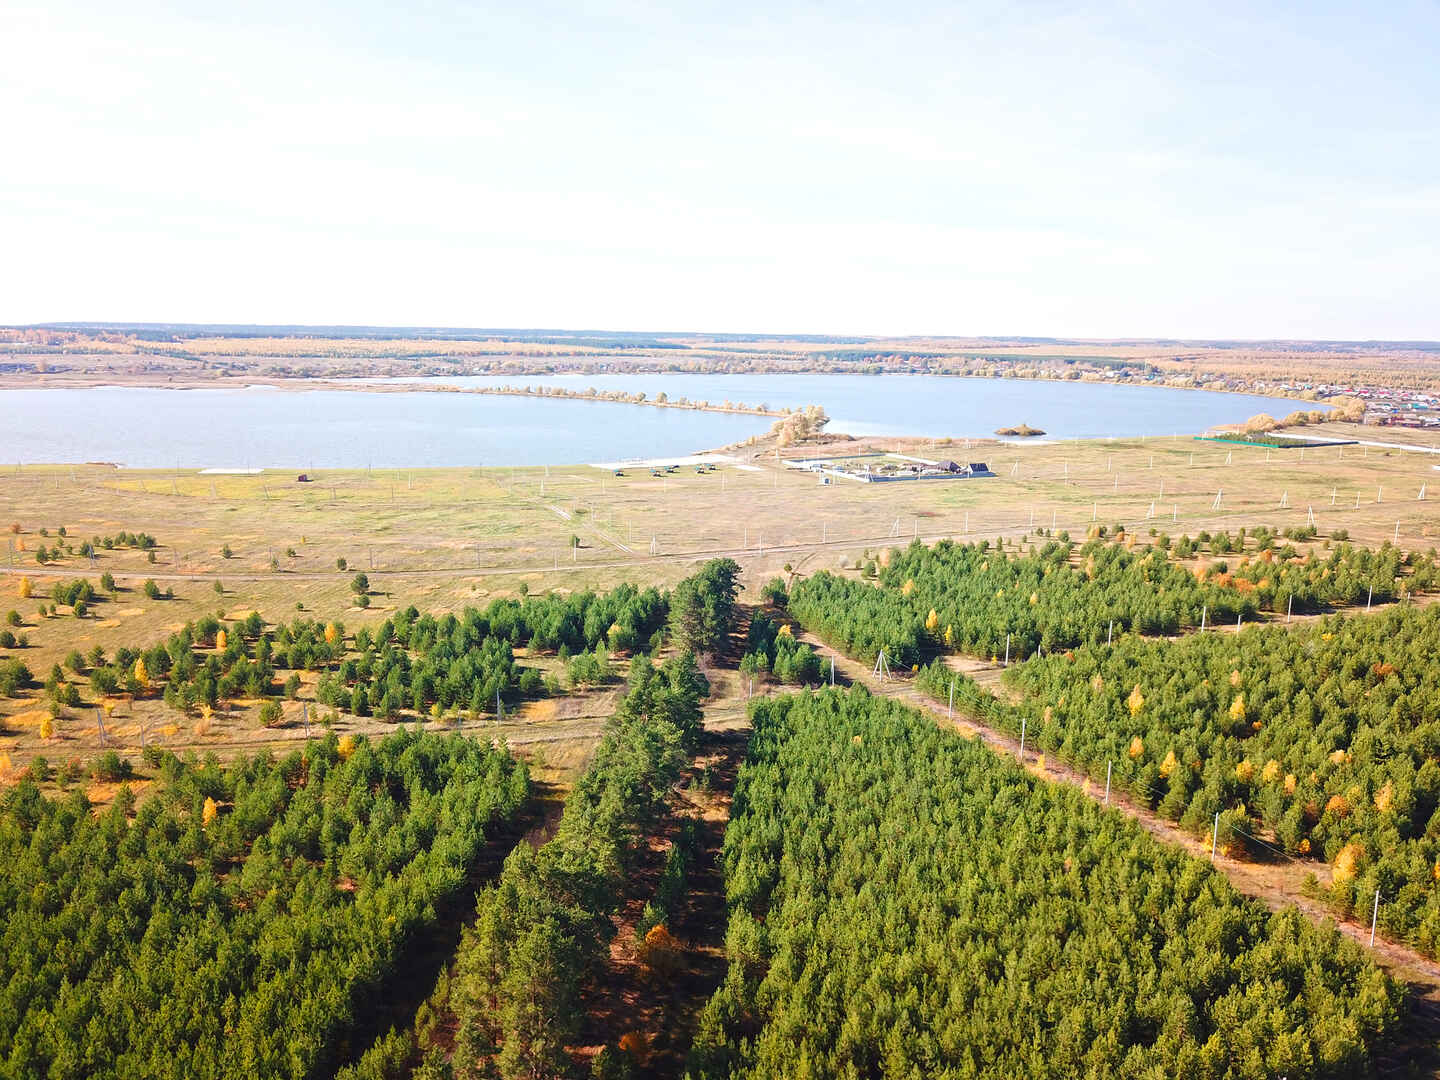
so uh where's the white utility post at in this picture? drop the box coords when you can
[1104,761,1112,805]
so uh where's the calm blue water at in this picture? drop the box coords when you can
[0,376,1320,468]
[0,386,770,469]
[361,373,1321,440]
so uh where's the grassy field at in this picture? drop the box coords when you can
[1,426,1437,783]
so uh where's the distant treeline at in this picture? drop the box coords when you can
[22,324,860,348]
[815,348,1154,372]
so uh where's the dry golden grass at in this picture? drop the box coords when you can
[1,429,1437,774]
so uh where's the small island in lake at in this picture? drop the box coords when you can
[995,422,1046,437]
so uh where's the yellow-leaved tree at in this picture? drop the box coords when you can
[636,923,683,978]
[324,622,339,646]
[925,609,940,634]
[1126,684,1145,718]
[1333,841,1364,883]
[18,577,32,599]
[132,656,148,690]
[202,796,219,826]
[215,629,228,651]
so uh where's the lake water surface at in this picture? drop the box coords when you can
[0,376,1319,468]
[387,373,1315,442]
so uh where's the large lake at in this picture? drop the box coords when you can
[0,376,1318,468]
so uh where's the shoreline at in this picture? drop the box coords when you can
[444,381,787,417]
[0,374,794,420]
[0,365,1342,411]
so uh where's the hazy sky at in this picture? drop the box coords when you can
[3,1,1437,338]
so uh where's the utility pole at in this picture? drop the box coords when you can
[1104,761,1112,805]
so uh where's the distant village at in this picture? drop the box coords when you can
[1261,382,1440,428]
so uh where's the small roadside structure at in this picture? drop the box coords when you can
[296,473,311,483]
[781,453,997,483]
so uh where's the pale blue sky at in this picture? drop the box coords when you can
[3,1,1437,338]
